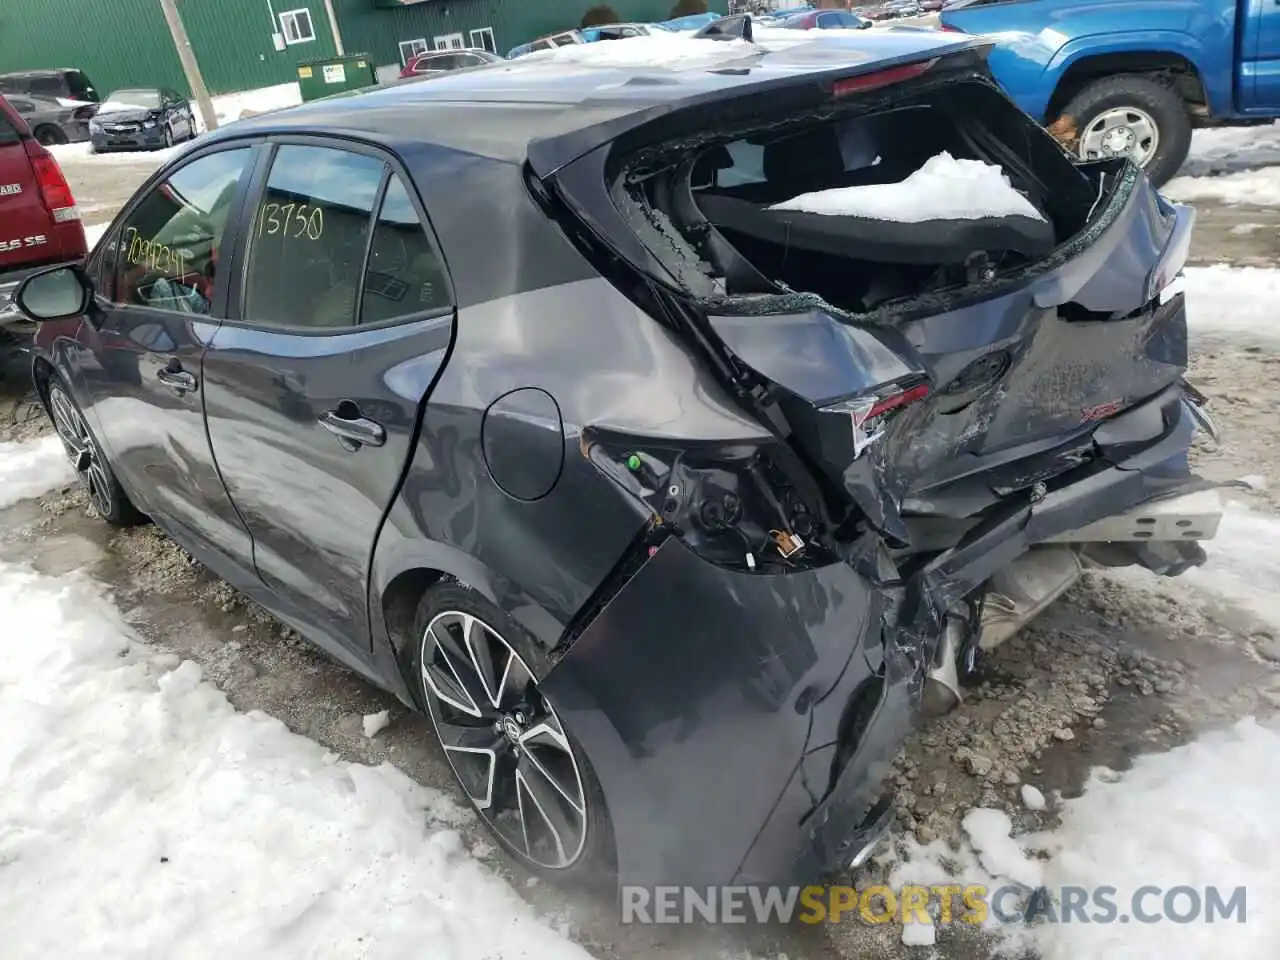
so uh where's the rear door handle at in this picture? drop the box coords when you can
[319,402,386,450]
[157,361,197,394]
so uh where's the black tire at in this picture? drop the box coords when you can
[1062,74,1192,188]
[162,124,174,149]
[33,125,67,146]
[46,378,146,527]
[410,581,616,887]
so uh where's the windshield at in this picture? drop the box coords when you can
[100,89,160,112]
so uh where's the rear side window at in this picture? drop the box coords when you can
[243,144,385,329]
[66,72,96,101]
[113,148,253,313]
[27,76,65,99]
[361,174,451,324]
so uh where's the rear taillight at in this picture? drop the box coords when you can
[583,433,835,574]
[23,141,79,223]
[72,105,97,121]
[832,58,937,97]
[939,23,965,32]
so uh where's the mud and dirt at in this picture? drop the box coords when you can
[0,154,1276,959]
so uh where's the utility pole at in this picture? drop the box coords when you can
[321,0,345,56]
[157,0,218,133]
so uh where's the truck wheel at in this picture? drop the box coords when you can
[1062,74,1192,187]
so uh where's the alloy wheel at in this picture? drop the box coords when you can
[48,386,112,517]
[420,610,588,870]
[1078,106,1159,166]
[163,124,174,148]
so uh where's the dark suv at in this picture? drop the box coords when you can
[0,69,99,104]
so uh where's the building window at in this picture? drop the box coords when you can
[469,27,496,53]
[279,9,316,45]
[399,38,428,65]
[433,33,465,50]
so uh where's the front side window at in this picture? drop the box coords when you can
[243,144,385,329]
[114,148,253,314]
[361,174,451,325]
[279,9,316,45]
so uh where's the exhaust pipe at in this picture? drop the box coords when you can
[921,613,966,717]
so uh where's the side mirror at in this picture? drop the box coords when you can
[15,266,93,321]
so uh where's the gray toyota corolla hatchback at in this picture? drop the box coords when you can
[16,27,1224,891]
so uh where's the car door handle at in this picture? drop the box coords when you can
[319,405,386,449]
[157,364,197,393]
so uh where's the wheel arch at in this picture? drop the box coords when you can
[369,535,573,708]
[1045,42,1212,122]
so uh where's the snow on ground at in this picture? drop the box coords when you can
[83,222,109,250]
[892,717,1280,958]
[769,151,1046,222]
[1164,121,1280,205]
[0,553,591,960]
[0,436,73,510]
[526,32,756,69]
[49,141,182,167]
[1164,166,1280,207]
[1180,121,1280,178]
[1183,265,1280,342]
[1183,507,1280,631]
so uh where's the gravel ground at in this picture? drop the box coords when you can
[1,151,1276,959]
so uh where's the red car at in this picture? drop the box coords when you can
[0,93,86,347]
[399,49,503,80]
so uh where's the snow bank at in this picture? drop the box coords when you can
[206,81,301,126]
[529,33,756,69]
[1180,121,1280,178]
[48,141,181,166]
[0,436,74,510]
[83,222,109,251]
[1184,266,1280,342]
[1184,507,1280,631]
[893,717,1280,958]
[0,560,590,960]
[769,152,1046,222]
[1163,165,1280,206]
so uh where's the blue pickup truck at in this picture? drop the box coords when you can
[940,0,1280,185]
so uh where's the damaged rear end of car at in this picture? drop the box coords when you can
[527,32,1221,888]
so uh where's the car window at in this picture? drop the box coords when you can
[361,174,451,325]
[243,144,386,329]
[66,72,96,101]
[28,76,64,98]
[113,148,253,314]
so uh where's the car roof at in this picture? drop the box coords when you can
[0,69,80,79]
[213,31,983,172]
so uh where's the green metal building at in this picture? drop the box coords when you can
[0,0,730,98]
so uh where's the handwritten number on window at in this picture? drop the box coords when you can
[257,202,324,241]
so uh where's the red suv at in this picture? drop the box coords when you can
[0,93,86,346]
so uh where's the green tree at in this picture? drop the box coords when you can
[581,4,621,27]
[668,0,709,17]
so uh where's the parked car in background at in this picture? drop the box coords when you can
[399,49,503,79]
[14,30,1221,892]
[581,23,670,42]
[0,95,86,349]
[940,0,1280,186]
[506,30,583,59]
[778,10,872,29]
[0,68,98,105]
[660,12,722,31]
[6,94,95,145]
[88,88,196,153]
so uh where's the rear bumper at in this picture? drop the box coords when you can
[544,385,1212,891]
